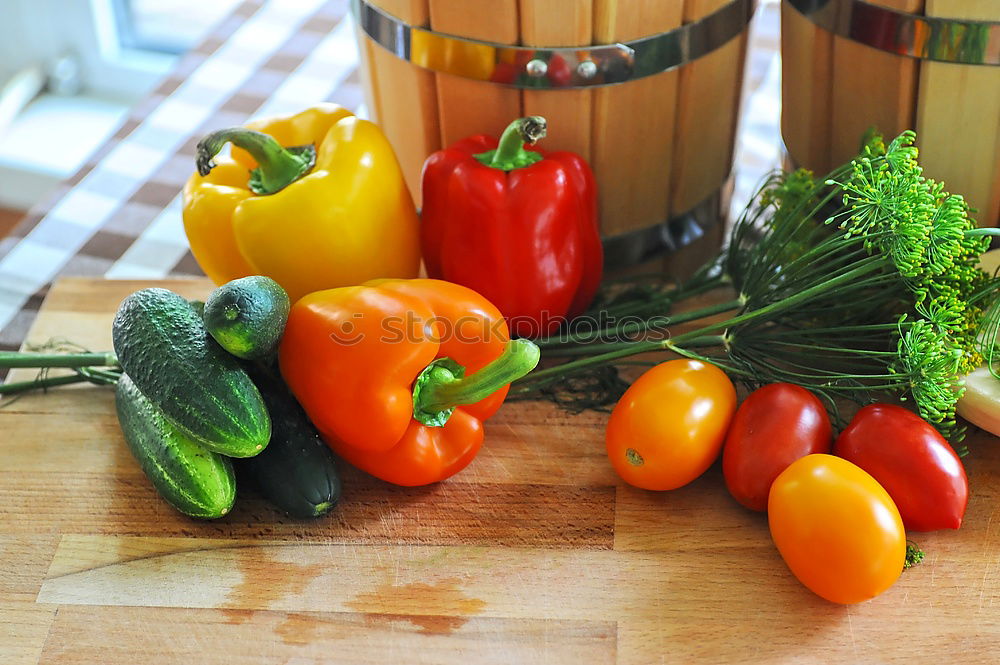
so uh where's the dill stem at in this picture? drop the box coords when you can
[521,257,885,386]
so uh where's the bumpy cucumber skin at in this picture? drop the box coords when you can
[237,367,341,518]
[112,288,270,458]
[115,375,236,519]
[204,276,290,360]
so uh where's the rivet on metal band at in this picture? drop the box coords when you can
[787,0,1000,66]
[351,0,756,89]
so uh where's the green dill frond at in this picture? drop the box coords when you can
[904,542,925,570]
[892,316,966,439]
[978,303,1000,374]
[885,130,919,171]
[917,295,965,337]
[522,129,997,445]
[859,127,886,159]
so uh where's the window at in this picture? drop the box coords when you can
[113,0,244,55]
[0,0,242,208]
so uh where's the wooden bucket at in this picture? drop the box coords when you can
[352,0,754,267]
[782,0,1000,225]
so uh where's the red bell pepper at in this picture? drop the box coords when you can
[420,116,603,338]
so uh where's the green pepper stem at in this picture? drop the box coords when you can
[474,117,547,171]
[0,351,118,369]
[196,127,316,195]
[413,339,540,426]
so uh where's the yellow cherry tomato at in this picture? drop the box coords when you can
[768,454,906,604]
[605,359,737,490]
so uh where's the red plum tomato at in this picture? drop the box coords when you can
[722,383,832,511]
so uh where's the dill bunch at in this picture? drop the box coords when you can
[518,131,1000,443]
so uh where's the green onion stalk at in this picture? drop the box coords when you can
[516,131,1000,445]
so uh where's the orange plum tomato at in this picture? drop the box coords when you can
[768,454,905,604]
[605,359,736,490]
[722,383,832,511]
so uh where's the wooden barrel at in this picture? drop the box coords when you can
[353,0,753,266]
[782,0,1000,225]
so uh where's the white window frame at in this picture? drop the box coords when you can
[1,0,177,103]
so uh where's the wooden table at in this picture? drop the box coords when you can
[3,278,1000,664]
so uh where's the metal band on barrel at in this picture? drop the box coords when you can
[351,0,756,89]
[788,0,1000,66]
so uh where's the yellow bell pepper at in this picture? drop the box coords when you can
[182,104,420,302]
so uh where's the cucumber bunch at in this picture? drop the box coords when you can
[113,276,340,520]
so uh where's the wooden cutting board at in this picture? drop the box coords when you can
[3,277,1000,664]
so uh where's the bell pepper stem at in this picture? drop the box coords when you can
[475,117,547,171]
[196,128,316,195]
[412,339,540,426]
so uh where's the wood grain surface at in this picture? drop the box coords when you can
[361,0,439,206]
[3,278,1000,664]
[780,0,834,172]
[829,0,924,171]
[519,0,594,159]
[428,0,521,150]
[916,0,1000,225]
[591,1,684,236]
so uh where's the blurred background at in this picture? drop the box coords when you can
[0,0,243,221]
[0,0,783,240]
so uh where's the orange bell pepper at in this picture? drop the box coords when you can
[278,279,539,486]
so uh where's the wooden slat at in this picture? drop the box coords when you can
[367,0,428,20]
[37,604,617,665]
[35,540,633,616]
[354,23,382,125]
[0,599,57,665]
[0,403,618,486]
[37,539,803,619]
[0,404,617,491]
[427,1,521,149]
[1,471,614,547]
[669,0,747,215]
[917,0,1000,225]
[829,0,924,169]
[591,1,684,236]
[363,1,438,207]
[0,536,59,600]
[613,473,770,552]
[519,0,593,159]
[780,1,834,172]
[0,534,60,665]
[0,207,24,240]
[34,532,1000,661]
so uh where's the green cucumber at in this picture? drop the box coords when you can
[112,287,270,458]
[236,367,341,518]
[115,374,236,519]
[204,276,290,360]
